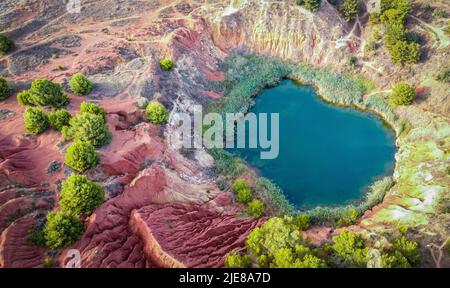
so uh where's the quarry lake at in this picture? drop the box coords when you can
[229,80,396,207]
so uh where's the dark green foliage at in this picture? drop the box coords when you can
[436,67,450,83]
[341,0,359,22]
[380,0,419,65]
[246,199,266,218]
[59,174,105,216]
[0,34,14,55]
[389,40,420,65]
[159,57,174,71]
[42,211,84,249]
[331,231,369,268]
[62,112,111,147]
[224,253,252,268]
[0,77,12,101]
[21,79,69,108]
[65,140,99,172]
[145,101,169,124]
[48,109,71,130]
[389,82,416,106]
[69,73,94,95]
[303,0,321,12]
[23,107,49,135]
[380,236,421,267]
[209,149,246,179]
[80,101,107,123]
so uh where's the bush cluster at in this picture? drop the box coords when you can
[65,140,99,172]
[379,0,420,65]
[0,34,14,55]
[230,179,266,218]
[145,101,169,124]
[436,67,450,83]
[224,253,252,268]
[0,77,12,101]
[59,173,105,216]
[69,73,94,96]
[17,79,69,108]
[23,107,49,135]
[296,0,322,12]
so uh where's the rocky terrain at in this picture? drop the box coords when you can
[0,0,449,267]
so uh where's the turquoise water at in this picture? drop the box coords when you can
[229,80,396,207]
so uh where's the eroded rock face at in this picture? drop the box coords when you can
[131,204,265,268]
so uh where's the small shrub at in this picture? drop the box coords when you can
[65,140,99,172]
[80,102,107,123]
[292,214,311,231]
[62,112,111,147]
[24,79,69,108]
[341,0,359,22]
[436,67,450,83]
[365,41,378,53]
[303,0,321,12]
[145,101,169,124]
[246,199,266,218]
[48,109,71,130]
[231,179,248,192]
[0,34,14,55]
[159,57,174,71]
[389,82,416,106]
[337,207,359,227]
[0,77,12,101]
[224,253,252,268]
[392,236,422,266]
[43,257,54,268]
[42,211,85,249]
[389,40,420,65]
[432,8,447,19]
[236,187,252,203]
[23,107,49,135]
[17,90,32,105]
[59,174,105,216]
[69,73,94,95]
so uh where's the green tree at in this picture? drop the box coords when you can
[48,109,71,130]
[80,102,107,123]
[331,231,369,267]
[389,40,420,65]
[391,236,421,266]
[59,174,105,216]
[246,199,265,218]
[237,187,252,203]
[0,77,12,101]
[341,0,359,22]
[337,207,359,227]
[145,101,169,124]
[17,90,32,105]
[159,57,174,71]
[380,250,411,268]
[389,82,416,106]
[42,211,85,249]
[69,73,94,95]
[0,34,14,55]
[436,67,450,83]
[224,253,252,268]
[24,79,69,108]
[65,140,99,172]
[62,112,111,147]
[292,214,311,231]
[23,107,49,135]
[304,0,321,12]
